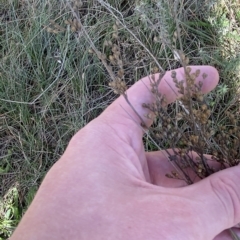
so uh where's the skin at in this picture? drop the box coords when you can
[11,66,240,240]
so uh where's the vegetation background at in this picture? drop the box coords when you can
[1,0,240,238]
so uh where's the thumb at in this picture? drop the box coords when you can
[185,165,240,239]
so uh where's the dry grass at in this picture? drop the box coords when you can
[1,0,240,238]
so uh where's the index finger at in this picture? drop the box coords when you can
[100,66,219,141]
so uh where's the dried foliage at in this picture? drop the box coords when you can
[1,0,240,238]
[66,1,240,185]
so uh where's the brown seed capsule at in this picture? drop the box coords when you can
[210,130,215,136]
[155,133,160,138]
[190,73,197,79]
[166,173,173,178]
[115,51,121,57]
[146,113,154,119]
[75,0,83,8]
[171,71,177,78]
[202,73,208,79]
[142,103,149,108]
[176,113,182,121]
[115,77,121,82]
[101,53,106,60]
[113,24,118,31]
[152,66,158,74]
[185,56,190,65]
[76,21,81,30]
[170,133,175,138]
[47,27,53,33]
[192,109,198,115]
[117,60,123,66]
[103,40,109,46]
[120,81,126,87]
[172,171,179,178]
[65,19,71,25]
[113,53,119,60]
[117,69,124,78]
[110,60,116,65]
[71,25,76,32]
[201,104,207,111]
[151,74,156,81]
[73,18,77,27]
[109,55,115,61]
[186,67,192,73]
[206,109,211,116]
[153,36,159,42]
[88,48,94,54]
[116,20,121,26]
[196,69,201,77]
[198,95,204,102]
[112,45,118,52]
[112,33,118,39]
[173,31,178,39]
[109,81,116,88]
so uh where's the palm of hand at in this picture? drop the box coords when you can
[12,66,240,240]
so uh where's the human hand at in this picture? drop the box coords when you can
[11,66,240,240]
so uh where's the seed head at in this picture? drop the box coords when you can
[112,33,118,39]
[113,24,118,31]
[117,69,124,78]
[202,73,208,79]
[201,104,207,111]
[171,71,177,78]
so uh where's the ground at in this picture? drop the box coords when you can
[1,0,240,239]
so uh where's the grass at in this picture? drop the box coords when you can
[1,0,240,239]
